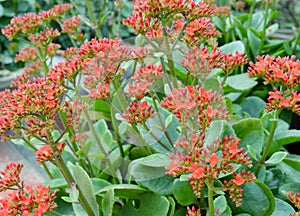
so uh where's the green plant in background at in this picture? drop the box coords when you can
[2,0,300,216]
[214,0,300,60]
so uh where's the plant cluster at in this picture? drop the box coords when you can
[1,0,300,216]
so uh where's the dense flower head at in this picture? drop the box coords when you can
[62,16,81,34]
[2,4,72,41]
[124,0,216,40]
[178,18,220,46]
[265,88,300,115]
[132,0,212,21]
[248,55,300,88]
[160,86,228,132]
[0,77,66,140]
[248,55,300,115]
[186,206,201,216]
[287,191,300,212]
[0,162,23,192]
[38,3,73,21]
[14,46,38,63]
[181,45,224,80]
[1,13,42,40]
[28,28,60,46]
[36,142,66,163]
[123,101,155,124]
[220,51,248,73]
[0,184,57,215]
[166,134,255,205]
[222,170,256,206]
[127,64,164,100]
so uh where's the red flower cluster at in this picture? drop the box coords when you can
[0,162,57,215]
[123,0,226,45]
[166,134,255,206]
[0,184,57,216]
[123,101,155,124]
[62,16,81,34]
[175,18,220,46]
[0,77,65,140]
[248,55,300,115]
[0,162,23,192]
[28,28,60,47]
[161,86,228,132]
[182,45,248,81]
[181,45,223,81]
[287,191,300,213]
[36,142,67,163]
[187,205,201,216]
[128,64,164,100]
[248,55,300,88]
[2,4,72,40]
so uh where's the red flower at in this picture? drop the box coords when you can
[123,101,155,124]
[36,142,66,163]
[0,162,23,192]
[62,16,81,34]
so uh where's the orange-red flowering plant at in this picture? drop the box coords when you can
[1,0,300,215]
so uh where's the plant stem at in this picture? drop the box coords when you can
[149,91,173,147]
[46,131,95,216]
[171,19,188,51]
[85,0,102,38]
[255,109,280,175]
[207,183,214,216]
[162,26,178,88]
[247,1,256,29]
[142,123,171,152]
[97,0,107,27]
[259,0,271,54]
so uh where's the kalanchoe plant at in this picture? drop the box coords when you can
[1,0,300,216]
[0,162,57,215]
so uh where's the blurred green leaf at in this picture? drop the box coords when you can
[120,192,170,216]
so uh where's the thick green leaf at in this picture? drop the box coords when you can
[265,168,285,190]
[206,195,228,216]
[140,153,171,167]
[247,11,264,31]
[91,178,111,193]
[73,203,88,216]
[102,189,114,216]
[219,40,245,54]
[42,178,68,189]
[139,97,180,153]
[240,96,266,118]
[167,197,176,216]
[131,163,166,180]
[277,161,300,184]
[232,118,264,154]
[247,28,261,56]
[266,23,279,37]
[282,154,300,173]
[172,179,197,206]
[204,120,226,147]
[120,192,170,216]
[138,174,174,196]
[265,152,288,165]
[73,165,99,216]
[275,130,300,146]
[271,198,295,216]
[247,145,258,161]
[95,184,147,199]
[278,183,300,201]
[225,73,257,92]
[231,181,275,216]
